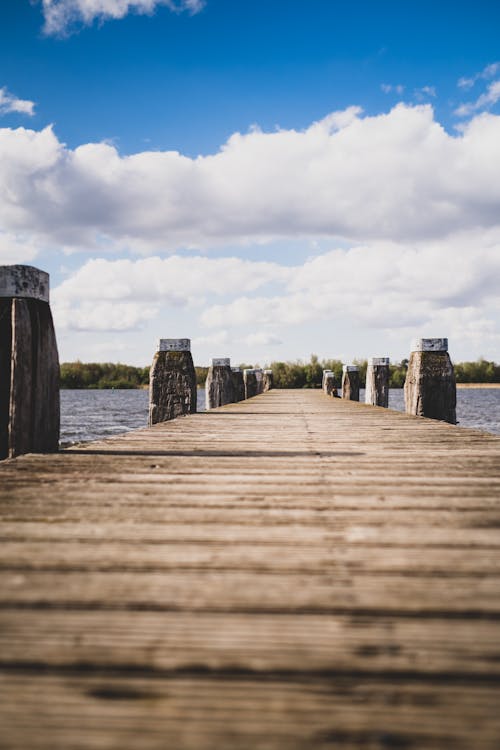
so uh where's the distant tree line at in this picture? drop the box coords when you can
[60,362,150,389]
[60,357,500,389]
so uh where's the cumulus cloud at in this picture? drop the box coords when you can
[41,0,204,35]
[50,233,500,354]
[51,255,290,330]
[0,87,35,117]
[199,235,500,337]
[455,80,500,117]
[3,105,500,255]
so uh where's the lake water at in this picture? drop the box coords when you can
[60,387,500,446]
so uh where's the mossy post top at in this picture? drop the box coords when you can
[343,365,359,372]
[411,338,448,353]
[0,265,49,302]
[158,339,191,352]
[369,357,390,366]
[212,358,230,367]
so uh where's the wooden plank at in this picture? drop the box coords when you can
[1,609,500,676]
[0,674,499,750]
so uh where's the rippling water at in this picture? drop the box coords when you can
[60,387,500,445]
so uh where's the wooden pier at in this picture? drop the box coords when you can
[1,389,500,749]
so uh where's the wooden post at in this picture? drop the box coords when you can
[254,369,264,394]
[322,369,333,393]
[149,338,197,425]
[404,338,456,424]
[263,369,274,392]
[342,365,360,401]
[205,358,234,410]
[365,357,390,407]
[0,265,60,459]
[231,367,245,402]
[243,368,258,399]
[324,372,338,397]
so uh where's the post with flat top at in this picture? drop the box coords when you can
[342,365,360,401]
[404,338,456,424]
[148,338,197,425]
[231,367,245,402]
[205,358,234,410]
[323,372,338,397]
[243,368,258,399]
[365,357,390,407]
[263,369,274,392]
[254,368,264,394]
[0,265,60,459]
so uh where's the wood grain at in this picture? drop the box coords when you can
[1,389,499,749]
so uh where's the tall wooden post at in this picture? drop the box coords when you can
[324,372,338,397]
[322,369,333,393]
[254,368,264,394]
[342,365,360,401]
[0,265,60,459]
[231,367,245,402]
[404,338,456,424]
[244,368,258,399]
[263,369,274,392]
[205,358,234,410]
[365,357,390,407]
[149,338,197,425]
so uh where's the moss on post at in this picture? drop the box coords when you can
[149,339,197,425]
[404,339,456,424]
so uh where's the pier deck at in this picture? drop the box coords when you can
[1,389,500,749]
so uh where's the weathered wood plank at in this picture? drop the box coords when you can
[1,674,499,750]
[1,610,500,676]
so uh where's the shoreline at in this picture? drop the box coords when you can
[456,383,500,389]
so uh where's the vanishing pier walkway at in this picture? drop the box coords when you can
[1,389,500,749]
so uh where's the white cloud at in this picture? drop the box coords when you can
[0,87,35,117]
[245,332,283,347]
[0,232,39,264]
[41,0,205,35]
[199,235,500,340]
[381,84,405,95]
[455,80,500,117]
[3,105,500,255]
[51,255,290,330]
[414,86,436,101]
[458,62,500,89]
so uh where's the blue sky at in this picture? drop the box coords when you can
[1,0,500,366]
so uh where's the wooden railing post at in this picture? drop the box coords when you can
[324,372,338,397]
[148,338,197,425]
[254,368,264,394]
[243,368,258,399]
[365,357,390,407]
[322,369,333,393]
[205,358,234,410]
[404,338,456,424]
[342,365,360,401]
[263,369,274,391]
[231,367,245,402]
[0,265,60,459]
